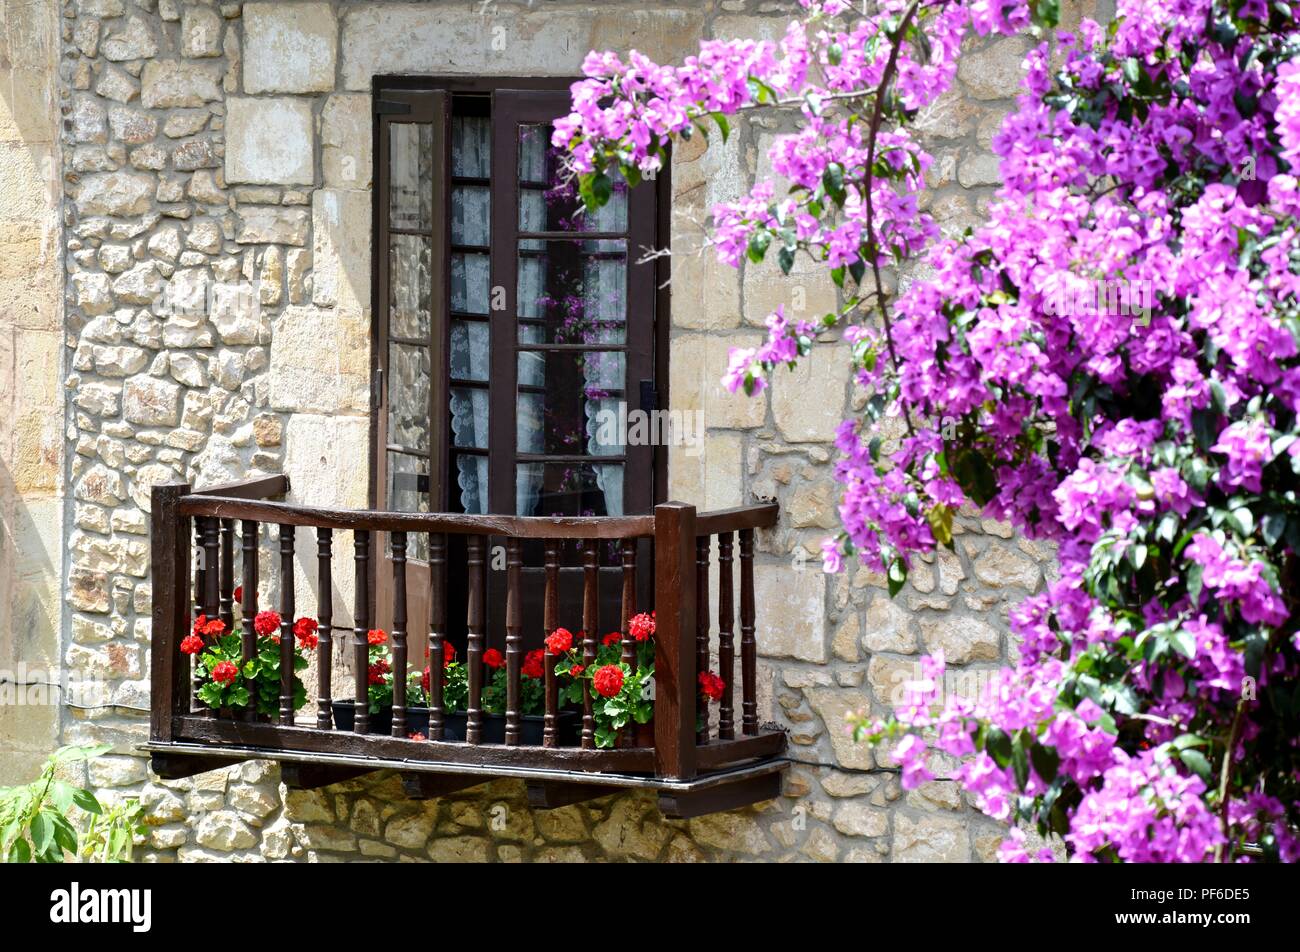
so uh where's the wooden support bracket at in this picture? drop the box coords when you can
[280,762,377,790]
[656,770,783,820]
[150,752,243,781]
[400,773,488,800]
[525,780,620,810]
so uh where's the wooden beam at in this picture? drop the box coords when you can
[280,762,377,790]
[657,771,783,820]
[401,773,487,800]
[653,502,697,780]
[150,751,243,781]
[525,781,620,810]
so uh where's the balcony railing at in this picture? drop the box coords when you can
[144,476,787,817]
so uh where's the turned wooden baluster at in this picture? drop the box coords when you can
[542,540,559,748]
[390,531,408,737]
[202,517,219,620]
[465,535,485,744]
[218,519,235,632]
[316,528,333,730]
[191,521,206,712]
[427,532,446,741]
[581,539,598,749]
[240,520,258,722]
[717,531,735,740]
[278,524,295,726]
[695,535,711,744]
[503,538,523,745]
[740,529,757,736]
[352,529,371,734]
[619,539,636,671]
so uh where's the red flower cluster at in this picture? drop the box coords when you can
[293,617,319,649]
[483,647,505,669]
[191,614,225,638]
[211,661,239,685]
[698,671,725,702]
[441,640,456,665]
[367,628,387,646]
[545,627,573,655]
[179,634,204,655]
[570,664,586,677]
[232,585,243,604]
[601,631,622,647]
[253,610,281,637]
[368,658,391,685]
[522,649,545,679]
[593,664,624,698]
[408,732,426,741]
[628,612,655,642]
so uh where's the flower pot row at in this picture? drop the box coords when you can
[330,701,581,746]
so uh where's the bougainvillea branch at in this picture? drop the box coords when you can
[557,0,1300,861]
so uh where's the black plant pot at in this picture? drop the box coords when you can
[330,700,577,745]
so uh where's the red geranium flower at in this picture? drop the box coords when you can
[421,667,431,693]
[698,671,725,702]
[545,627,573,655]
[483,647,505,669]
[442,640,456,666]
[254,610,281,637]
[408,732,426,741]
[232,585,243,604]
[522,649,545,679]
[628,612,655,642]
[180,634,204,655]
[593,664,624,698]
[211,661,239,685]
[368,659,390,685]
[570,664,585,677]
[293,617,319,649]
[192,614,225,637]
[367,629,387,645]
[601,631,622,647]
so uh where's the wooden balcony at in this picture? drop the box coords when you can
[143,476,787,818]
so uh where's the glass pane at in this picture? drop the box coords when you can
[451,185,490,246]
[390,123,432,231]
[450,320,489,382]
[456,454,489,514]
[451,252,490,314]
[387,343,430,452]
[518,123,627,233]
[450,386,489,449]
[516,351,625,456]
[517,239,627,344]
[516,462,624,517]
[452,115,490,177]
[389,234,431,339]
[387,452,430,561]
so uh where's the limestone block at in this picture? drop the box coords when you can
[225,98,315,186]
[180,4,223,58]
[892,811,970,862]
[769,344,849,443]
[123,373,182,426]
[861,592,918,654]
[669,332,765,430]
[321,94,372,189]
[918,615,1001,665]
[311,189,370,312]
[666,430,742,512]
[243,3,338,94]
[75,170,154,217]
[235,206,310,245]
[269,307,368,415]
[141,60,223,109]
[804,688,874,770]
[753,560,825,662]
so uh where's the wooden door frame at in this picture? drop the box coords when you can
[367,76,673,627]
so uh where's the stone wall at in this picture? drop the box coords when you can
[0,0,64,783]
[31,0,1092,860]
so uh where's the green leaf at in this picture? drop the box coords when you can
[887,558,908,597]
[777,245,795,275]
[710,111,730,143]
[29,812,52,855]
[926,505,954,546]
[7,838,30,863]
[1030,743,1060,783]
[71,787,102,815]
[747,231,771,264]
[1178,748,1212,781]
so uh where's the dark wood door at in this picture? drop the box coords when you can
[372,83,661,653]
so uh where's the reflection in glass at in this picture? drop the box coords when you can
[451,252,490,314]
[516,351,625,457]
[452,115,490,177]
[387,452,430,561]
[387,343,430,452]
[518,123,627,233]
[517,240,627,344]
[389,124,432,231]
[515,462,623,517]
[389,234,431,339]
[450,320,489,382]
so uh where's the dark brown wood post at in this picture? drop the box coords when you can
[717,531,735,740]
[619,538,636,670]
[353,529,371,734]
[192,522,204,621]
[505,537,523,746]
[278,524,295,726]
[542,540,559,748]
[581,539,598,750]
[201,517,219,619]
[653,503,697,781]
[240,520,258,723]
[427,532,446,741]
[150,483,192,741]
[316,528,333,729]
[390,531,408,737]
[695,534,711,744]
[740,528,757,736]
[218,519,235,632]
[465,535,485,744]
